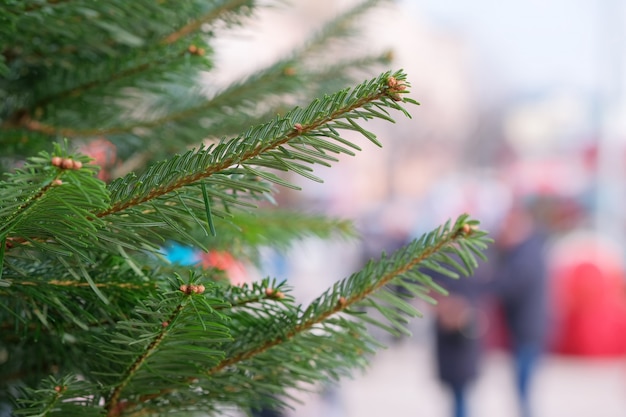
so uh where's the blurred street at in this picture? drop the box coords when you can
[287,336,626,417]
[240,2,626,417]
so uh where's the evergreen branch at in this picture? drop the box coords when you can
[32,386,64,417]
[14,378,65,417]
[105,299,187,416]
[4,114,133,138]
[0,146,110,264]
[6,279,153,290]
[299,0,387,57]
[161,0,253,44]
[100,277,231,417]
[207,210,356,262]
[301,51,394,94]
[0,252,161,333]
[0,154,94,241]
[179,50,393,142]
[1,1,494,416]
[0,181,56,238]
[99,70,411,219]
[20,0,73,12]
[2,0,387,149]
[6,58,291,139]
[31,46,193,110]
[207,216,483,375]
[13,375,102,417]
[136,0,393,150]
[216,278,293,310]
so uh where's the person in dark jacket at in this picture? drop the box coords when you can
[433,264,489,417]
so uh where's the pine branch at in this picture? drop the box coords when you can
[208,216,486,375]
[1,3,494,416]
[100,70,412,218]
[161,0,253,45]
[31,41,203,110]
[0,250,163,331]
[8,52,295,140]
[201,210,357,264]
[102,217,488,415]
[104,301,185,416]
[191,49,393,142]
[99,276,231,417]
[20,0,74,13]
[1,71,411,270]
[2,0,396,178]
[0,146,110,270]
[6,218,489,415]
[14,375,102,417]
[1,0,252,135]
[8,279,151,290]
[2,0,255,137]
[299,0,387,57]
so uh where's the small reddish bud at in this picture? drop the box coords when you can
[293,123,303,132]
[51,156,63,167]
[179,284,190,294]
[196,48,205,56]
[72,160,83,169]
[188,44,198,54]
[52,179,63,186]
[54,385,65,393]
[61,158,74,169]
[194,284,205,294]
[283,66,296,76]
[162,321,169,328]
[338,296,347,307]
[274,291,285,299]
[265,288,274,297]
[387,76,399,89]
[386,76,406,101]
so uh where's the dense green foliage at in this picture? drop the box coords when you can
[0,1,490,416]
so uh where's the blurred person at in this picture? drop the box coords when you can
[422,174,509,417]
[488,200,550,417]
[433,198,549,417]
[434,272,486,417]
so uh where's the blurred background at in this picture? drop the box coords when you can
[214,1,626,416]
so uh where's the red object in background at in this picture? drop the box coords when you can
[549,235,626,357]
[79,138,117,180]
[200,250,249,286]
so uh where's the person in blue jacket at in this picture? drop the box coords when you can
[489,202,549,417]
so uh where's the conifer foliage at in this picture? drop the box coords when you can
[0,1,490,416]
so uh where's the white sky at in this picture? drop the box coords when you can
[402,0,625,98]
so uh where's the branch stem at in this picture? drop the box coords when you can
[207,224,465,375]
[105,298,187,417]
[97,89,389,218]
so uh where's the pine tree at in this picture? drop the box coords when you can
[0,1,490,416]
